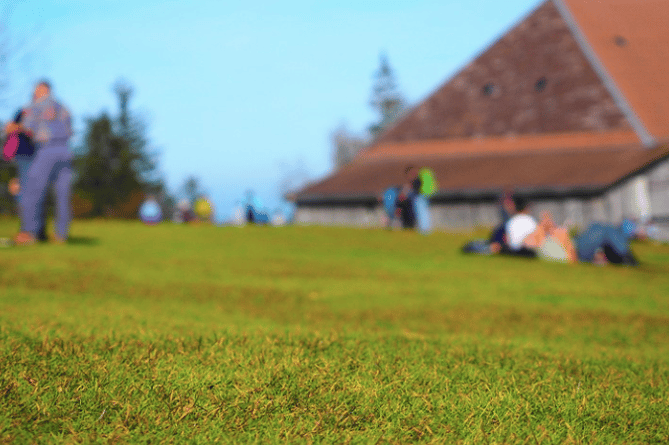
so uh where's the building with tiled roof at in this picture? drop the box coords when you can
[293,0,669,230]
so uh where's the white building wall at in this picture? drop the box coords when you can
[632,176,652,223]
[474,203,500,228]
[588,197,608,222]
[531,200,566,226]
[648,159,669,219]
[564,199,584,228]
[606,173,655,224]
[295,206,382,227]
[605,187,625,224]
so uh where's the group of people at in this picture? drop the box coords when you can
[463,194,641,266]
[230,191,273,225]
[230,202,286,226]
[381,165,433,233]
[2,80,73,246]
[0,81,649,263]
[172,197,215,224]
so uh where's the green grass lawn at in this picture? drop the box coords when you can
[1,219,668,444]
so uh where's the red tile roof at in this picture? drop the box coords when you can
[373,0,633,148]
[298,144,669,201]
[560,0,669,143]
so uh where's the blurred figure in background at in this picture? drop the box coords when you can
[3,102,48,241]
[508,207,641,266]
[462,190,517,255]
[395,165,433,234]
[463,194,642,266]
[488,189,514,251]
[379,185,400,229]
[396,165,421,229]
[231,201,245,225]
[139,195,162,225]
[502,196,538,258]
[6,80,72,245]
[177,199,194,223]
[244,190,270,224]
[194,195,214,223]
[413,167,434,235]
[572,219,640,265]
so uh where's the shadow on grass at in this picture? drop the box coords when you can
[67,236,100,246]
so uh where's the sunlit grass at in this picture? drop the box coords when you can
[1,219,668,443]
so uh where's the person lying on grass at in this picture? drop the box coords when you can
[463,195,642,266]
[515,212,641,266]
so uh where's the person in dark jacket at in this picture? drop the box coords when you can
[396,165,421,229]
[8,106,47,241]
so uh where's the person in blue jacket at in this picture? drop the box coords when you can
[6,80,73,245]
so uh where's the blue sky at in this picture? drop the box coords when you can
[2,0,541,221]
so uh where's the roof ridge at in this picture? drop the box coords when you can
[552,0,655,148]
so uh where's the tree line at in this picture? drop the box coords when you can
[1,54,408,217]
[0,78,207,220]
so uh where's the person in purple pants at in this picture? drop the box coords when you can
[5,80,72,245]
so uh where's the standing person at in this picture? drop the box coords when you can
[194,195,214,223]
[379,186,400,229]
[139,195,162,225]
[396,165,421,229]
[487,190,515,251]
[8,105,48,241]
[5,80,73,245]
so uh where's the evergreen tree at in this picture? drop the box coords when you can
[112,79,161,189]
[182,175,201,205]
[368,54,406,140]
[73,79,170,218]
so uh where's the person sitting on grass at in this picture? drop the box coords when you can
[462,191,517,255]
[502,196,539,258]
[488,189,515,252]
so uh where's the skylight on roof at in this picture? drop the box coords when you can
[482,83,496,97]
